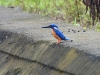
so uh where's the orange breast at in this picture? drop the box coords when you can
[52,30,61,40]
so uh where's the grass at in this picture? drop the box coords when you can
[0,0,100,31]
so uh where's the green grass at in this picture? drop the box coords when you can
[0,0,100,31]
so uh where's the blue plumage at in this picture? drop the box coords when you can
[53,27,70,40]
[49,24,70,41]
[42,24,72,44]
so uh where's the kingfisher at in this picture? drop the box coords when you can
[42,24,73,44]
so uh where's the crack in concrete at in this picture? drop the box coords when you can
[0,50,75,75]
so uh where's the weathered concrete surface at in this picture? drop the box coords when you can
[0,6,100,75]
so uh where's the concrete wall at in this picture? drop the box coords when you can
[0,30,100,75]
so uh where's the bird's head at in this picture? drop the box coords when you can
[42,24,58,30]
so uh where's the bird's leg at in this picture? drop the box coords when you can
[56,39,61,44]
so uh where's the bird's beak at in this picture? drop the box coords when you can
[41,26,50,28]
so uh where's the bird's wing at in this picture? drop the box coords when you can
[54,29,66,40]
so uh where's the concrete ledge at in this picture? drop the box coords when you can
[0,30,100,75]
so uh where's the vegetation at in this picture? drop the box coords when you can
[0,0,100,30]
[83,0,100,29]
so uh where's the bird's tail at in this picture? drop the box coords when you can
[66,38,73,42]
[66,38,70,40]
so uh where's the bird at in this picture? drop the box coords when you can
[42,24,72,44]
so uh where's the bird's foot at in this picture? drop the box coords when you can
[56,40,61,44]
[56,42,65,44]
[56,42,61,44]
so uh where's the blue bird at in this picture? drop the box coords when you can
[42,24,72,44]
